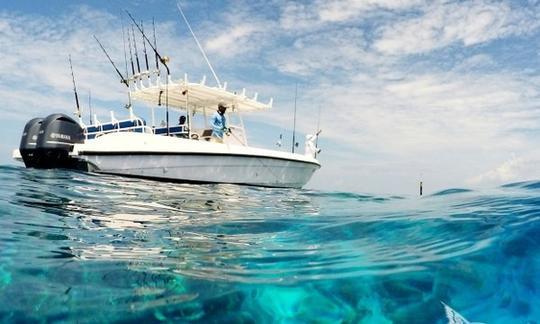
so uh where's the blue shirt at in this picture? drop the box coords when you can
[211,111,227,138]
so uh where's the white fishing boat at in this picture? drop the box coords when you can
[14,11,321,188]
[78,76,320,188]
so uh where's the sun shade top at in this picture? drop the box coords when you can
[130,77,272,113]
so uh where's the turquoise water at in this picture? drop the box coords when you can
[0,165,539,323]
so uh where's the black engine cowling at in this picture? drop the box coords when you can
[19,117,44,168]
[20,113,84,169]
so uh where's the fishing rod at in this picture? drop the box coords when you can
[176,1,221,88]
[131,25,141,74]
[93,35,129,87]
[152,17,159,74]
[125,12,170,75]
[121,17,130,80]
[126,11,171,135]
[127,26,135,76]
[120,19,134,108]
[141,21,150,73]
[68,55,81,120]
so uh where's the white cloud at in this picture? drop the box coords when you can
[205,24,264,57]
[274,64,540,193]
[308,69,540,152]
[0,8,126,104]
[318,0,423,22]
[467,154,540,186]
[451,54,496,72]
[374,1,540,55]
[279,0,423,29]
[0,6,208,120]
[170,0,540,193]
[270,28,373,75]
[279,2,321,30]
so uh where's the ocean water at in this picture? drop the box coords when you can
[0,165,539,323]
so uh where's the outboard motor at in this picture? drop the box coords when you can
[19,118,44,168]
[23,113,84,169]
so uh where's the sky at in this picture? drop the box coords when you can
[1,0,540,195]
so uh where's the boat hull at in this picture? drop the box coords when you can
[66,132,321,188]
[79,152,319,188]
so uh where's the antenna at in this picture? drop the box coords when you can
[292,83,298,153]
[68,55,81,119]
[88,90,92,124]
[93,35,129,87]
[316,106,321,134]
[315,105,321,156]
[176,1,221,88]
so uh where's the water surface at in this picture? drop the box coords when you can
[0,165,539,323]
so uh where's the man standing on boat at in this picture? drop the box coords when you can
[211,103,229,143]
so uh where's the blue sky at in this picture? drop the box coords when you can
[1,0,540,195]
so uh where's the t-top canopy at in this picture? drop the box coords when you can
[130,77,272,113]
